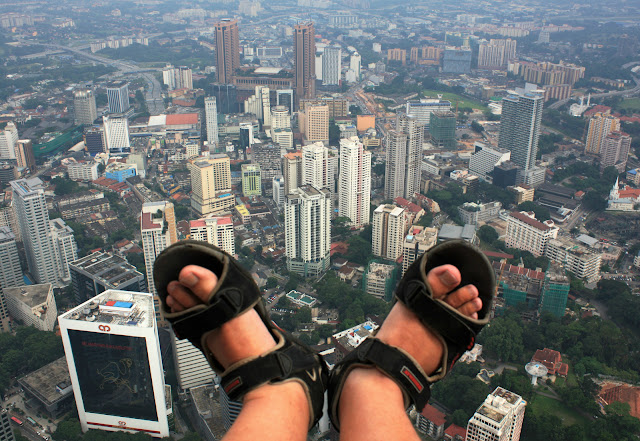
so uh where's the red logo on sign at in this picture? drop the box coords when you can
[98,325,111,332]
[118,421,126,427]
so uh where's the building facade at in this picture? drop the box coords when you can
[585,112,620,155]
[505,211,558,257]
[241,163,262,196]
[338,137,371,227]
[545,238,602,283]
[402,226,438,275]
[190,155,234,216]
[301,103,329,144]
[205,97,219,146]
[385,113,424,199]
[106,81,130,114]
[73,89,98,125]
[458,201,502,225]
[600,131,631,173]
[4,284,57,331]
[466,387,526,441]
[322,46,341,86]
[189,216,235,255]
[103,114,131,156]
[429,111,457,149]
[215,19,240,84]
[372,204,407,261]
[294,22,316,106]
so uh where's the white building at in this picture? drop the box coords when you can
[0,226,24,296]
[402,225,438,275]
[68,161,99,182]
[545,237,602,283]
[372,204,407,261]
[106,81,130,114]
[322,46,342,86]
[172,337,215,391]
[469,142,511,182]
[103,114,131,155]
[162,65,193,91]
[466,387,526,441]
[338,137,371,227]
[272,175,285,207]
[59,290,170,437]
[272,128,294,150]
[505,211,558,257]
[271,105,291,130]
[364,261,396,300]
[73,89,98,125]
[189,216,235,255]
[285,186,331,277]
[302,142,334,193]
[50,218,78,284]
[405,99,451,128]
[205,97,219,146]
[458,201,502,225]
[4,284,57,331]
[385,114,423,200]
[0,122,19,160]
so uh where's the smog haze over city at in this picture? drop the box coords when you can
[1,0,640,440]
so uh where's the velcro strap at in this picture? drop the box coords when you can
[354,339,432,411]
[400,280,476,349]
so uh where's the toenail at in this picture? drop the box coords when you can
[439,270,457,286]
[181,273,199,287]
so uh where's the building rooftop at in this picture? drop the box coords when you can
[18,357,73,407]
[4,284,52,308]
[59,290,154,328]
[333,320,379,354]
[420,404,446,426]
[509,211,554,231]
[70,252,143,288]
[0,225,15,242]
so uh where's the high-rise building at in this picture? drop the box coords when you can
[585,112,621,155]
[0,226,23,298]
[405,99,451,128]
[209,83,239,114]
[338,137,371,227]
[302,142,333,193]
[141,201,177,322]
[0,198,19,243]
[372,204,407,261]
[241,163,262,196]
[73,89,98,125]
[442,47,472,73]
[385,113,424,200]
[4,284,57,331]
[10,178,59,284]
[0,408,16,441]
[251,143,281,183]
[294,22,316,107]
[103,114,131,156]
[277,89,294,114]
[50,218,78,284]
[478,39,517,69]
[59,290,170,437]
[300,103,329,144]
[162,66,193,91]
[271,105,291,130]
[0,122,18,160]
[498,87,543,183]
[469,142,511,182]
[348,52,361,83]
[189,216,235,255]
[429,111,457,149]
[283,151,303,195]
[600,131,631,173]
[190,155,234,216]
[69,251,147,304]
[402,225,438,275]
[539,266,570,318]
[106,81,130,114]
[205,97,219,147]
[505,211,558,257]
[15,139,35,172]
[84,127,105,156]
[215,19,240,84]
[466,387,526,441]
[272,176,285,207]
[322,46,342,86]
[285,185,331,277]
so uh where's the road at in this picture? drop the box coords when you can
[549,75,640,110]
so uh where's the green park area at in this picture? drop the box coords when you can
[617,98,640,113]
[422,89,488,111]
[529,394,590,427]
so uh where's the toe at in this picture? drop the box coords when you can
[444,284,479,309]
[167,281,201,310]
[457,296,483,319]
[427,265,462,299]
[178,265,219,303]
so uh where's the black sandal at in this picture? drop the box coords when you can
[327,240,495,431]
[153,240,328,430]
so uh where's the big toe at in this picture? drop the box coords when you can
[178,265,219,303]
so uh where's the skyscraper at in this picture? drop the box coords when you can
[283,151,303,195]
[215,19,240,84]
[498,87,544,184]
[585,112,620,155]
[59,290,170,437]
[271,105,291,130]
[277,89,294,114]
[338,137,371,227]
[347,52,361,83]
[285,185,331,277]
[15,139,35,172]
[241,163,262,196]
[302,142,333,192]
[106,81,130,114]
[103,114,131,155]
[600,131,631,173]
[10,178,58,284]
[50,218,78,284]
[73,88,98,125]
[372,204,407,261]
[322,46,342,86]
[0,227,23,317]
[466,387,526,441]
[140,201,177,322]
[205,97,219,147]
[385,113,424,200]
[294,22,316,107]
[84,127,105,156]
[190,155,234,216]
[162,66,193,91]
[300,103,329,144]
[429,111,457,149]
[478,39,517,69]
[0,122,18,160]
[209,83,238,114]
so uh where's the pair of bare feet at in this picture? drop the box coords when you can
[165,263,482,435]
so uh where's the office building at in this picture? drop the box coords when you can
[84,127,105,156]
[50,218,78,284]
[0,227,23,296]
[294,22,316,106]
[322,46,341,86]
[442,47,472,73]
[69,251,147,304]
[0,122,18,160]
[458,201,502,225]
[204,97,219,147]
[215,19,240,84]
[241,163,262,196]
[0,408,16,441]
[209,83,239,114]
[285,186,331,277]
[103,114,131,155]
[162,66,193,91]
[505,211,558,257]
[585,113,620,155]
[277,89,294,114]
[477,39,516,69]
[0,164,16,187]
[466,387,526,441]
[141,201,177,322]
[302,142,333,193]
[106,81,130,114]
[283,151,303,195]
[545,237,602,283]
[300,102,329,144]
[251,143,281,182]
[469,143,511,182]
[402,225,438,275]
[68,161,99,182]
[10,178,59,284]
[405,99,451,128]
[190,155,235,216]
[600,131,631,173]
[385,113,424,200]
[15,140,35,172]
[339,137,371,227]
[189,216,235,255]
[272,176,285,207]
[429,111,457,149]
[59,290,170,437]
[372,204,407,261]
[73,89,98,125]
[498,87,544,184]
[272,126,293,150]
[4,284,57,331]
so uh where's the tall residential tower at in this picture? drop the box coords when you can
[294,22,316,107]
[215,19,240,84]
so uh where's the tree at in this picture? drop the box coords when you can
[477,225,498,244]
[266,277,278,289]
[51,177,80,196]
[517,201,550,221]
[329,121,340,145]
[583,191,607,211]
[471,120,484,133]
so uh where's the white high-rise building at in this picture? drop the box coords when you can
[272,175,285,207]
[271,106,291,130]
[4,284,57,331]
[339,137,371,227]
[162,65,193,91]
[189,216,235,255]
[372,204,407,261]
[405,99,451,128]
[505,211,558,257]
[50,218,78,284]
[283,151,303,195]
[322,46,342,86]
[205,97,219,146]
[73,89,98,125]
[285,186,331,277]
[0,122,19,160]
[10,178,59,285]
[0,226,23,296]
[466,387,526,441]
[385,114,424,200]
[106,81,130,114]
[59,290,170,437]
[103,114,131,155]
[261,86,272,127]
[402,225,438,275]
[350,52,361,80]
[302,142,333,192]
[190,155,234,216]
[468,142,512,182]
